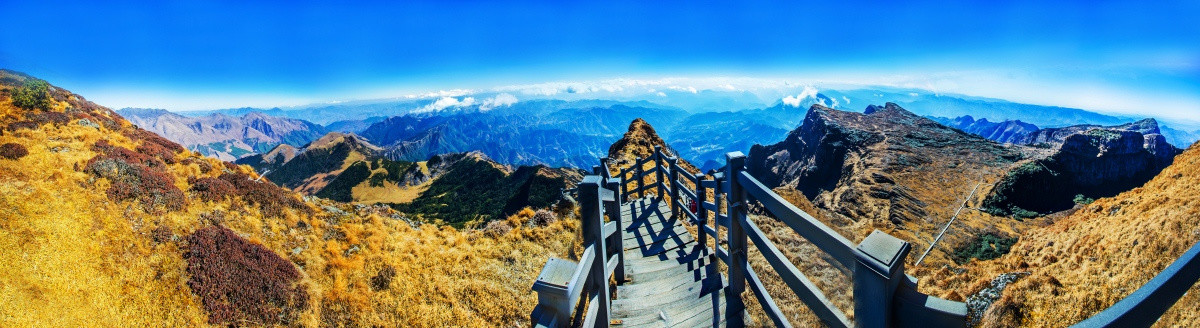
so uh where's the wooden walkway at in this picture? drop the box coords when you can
[612,197,732,327]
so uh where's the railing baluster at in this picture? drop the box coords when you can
[725,151,748,327]
[635,157,643,200]
[669,156,680,217]
[697,175,709,251]
[654,146,664,199]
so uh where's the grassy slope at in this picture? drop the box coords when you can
[0,71,580,327]
[926,142,1200,327]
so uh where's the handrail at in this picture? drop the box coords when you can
[737,170,857,269]
[740,212,851,327]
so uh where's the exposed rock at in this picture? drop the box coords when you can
[608,118,699,173]
[983,128,1179,215]
[747,103,1022,225]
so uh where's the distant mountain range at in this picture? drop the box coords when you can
[123,86,1200,168]
[118,108,327,161]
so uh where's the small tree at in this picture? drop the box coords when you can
[11,79,51,111]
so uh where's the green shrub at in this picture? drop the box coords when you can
[10,79,51,111]
[953,233,1018,264]
[1073,194,1095,205]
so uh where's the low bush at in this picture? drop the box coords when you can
[219,172,312,217]
[10,79,51,111]
[84,142,186,212]
[189,177,236,202]
[0,143,28,160]
[185,226,307,326]
[953,233,1019,264]
[124,128,183,164]
[370,265,397,291]
[529,209,557,227]
[26,111,70,126]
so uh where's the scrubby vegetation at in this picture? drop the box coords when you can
[0,142,27,159]
[84,140,187,213]
[9,79,51,111]
[185,225,308,326]
[952,233,1018,264]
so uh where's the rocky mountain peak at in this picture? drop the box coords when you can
[749,103,1021,225]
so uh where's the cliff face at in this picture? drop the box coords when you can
[982,128,1179,215]
[747,103,1024,225]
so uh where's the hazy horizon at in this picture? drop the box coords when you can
[2,1,1197,120]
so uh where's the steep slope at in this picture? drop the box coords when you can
[0,69,581,327]
[747,103,1026,225]
[392,152,584,227]
[982,128,1179,215]
[929,142,1200,327]
[119,108,327,161]
[607,118,700,174]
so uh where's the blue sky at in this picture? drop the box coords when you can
[1,1,1197,119]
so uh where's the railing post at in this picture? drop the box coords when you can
[724,152,748,327]
[579,176,611,327]
[635,157,644,200]
[668,156,680,217]
[697,175,708,250]
[654,145,664,199]
[605,176,626,283]
[853,230,912,328]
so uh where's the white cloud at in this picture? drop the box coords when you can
[843,96,851,104]
[782,95,802,107]
[656,91,667,97]
[414,96,475,113]
[797,85,819,100]
[668,85,699,94]
[479,93,518,111]
[782,85,820,107]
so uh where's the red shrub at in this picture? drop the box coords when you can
[189,177,236,202]
[6,121,38,132]
[185,226,307,325]
[84,142,185,212]
[218,172,311,217]
[25,111,70,126]
[124,128,182,164]
[0,143,28,160]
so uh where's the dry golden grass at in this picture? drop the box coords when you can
[0,76,583,327]
[923,142,1200,327]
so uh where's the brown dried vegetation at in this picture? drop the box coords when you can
[185,225,308,326]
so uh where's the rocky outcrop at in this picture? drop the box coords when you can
[982,128,1180,215]
[608,118,699,173]
[747,103,1023,225]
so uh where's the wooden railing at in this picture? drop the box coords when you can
[533,145,1199,327]
[531,159,625,327]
